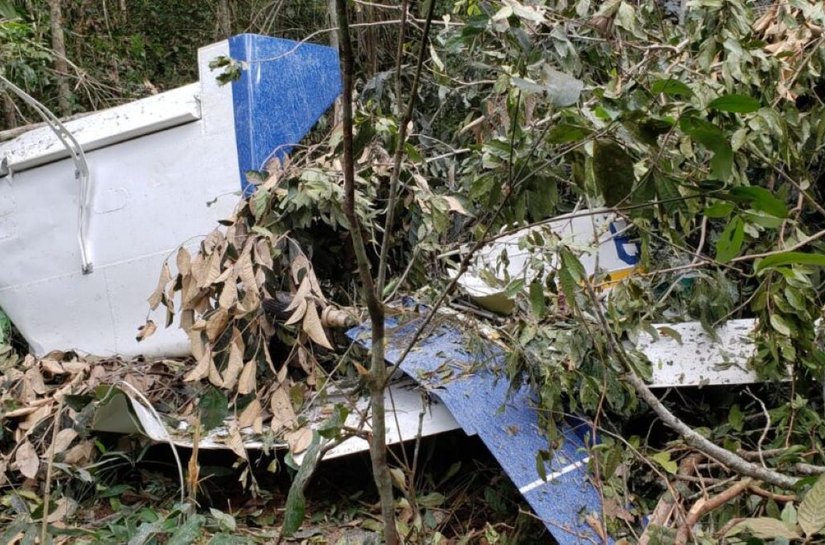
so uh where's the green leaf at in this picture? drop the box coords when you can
[729,186,788,218]
[560,248,586,283]
[799,472,825,536]
[650,78,693,98]
[769,314,793,337]
[728,404,744,432]
[419,492,446,509]
[756,252,825,273]
[283,433,323,537]
[680,117,733,180]
[651,451,678,474]
[715,216,744,263]
[167,515,206,545]
[199,387,229,432]
[726,517,801,540]
[708,94,761,113]
[529,281,546,317]
[547,124,592,144]
[504,278,526,298]
[704,201,734,218]
[209,508,236,532]
[593,139,636,207]
[558,268,578,309]
[0,0,19,19]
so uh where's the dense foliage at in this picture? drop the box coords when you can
[5,0,825,541]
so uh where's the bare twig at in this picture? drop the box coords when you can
[41,395,65,544]
[376,0,436,293]
[675,478,753,545]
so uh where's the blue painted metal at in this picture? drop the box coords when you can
[229,34,341,194]
[348,318,611,545]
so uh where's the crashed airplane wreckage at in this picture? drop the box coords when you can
[0,33,770,544]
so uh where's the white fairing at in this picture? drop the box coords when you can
[0,41,239,357]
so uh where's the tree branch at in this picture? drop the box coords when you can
[376,0,436,294]
[335,2,398,543]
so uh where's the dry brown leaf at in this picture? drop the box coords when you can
[218,275,238,309]
[290,254,312,284]
[21,404,52,433]
[302,302,333,349]
[63,441,94,465]
[207,357,223,387]
[238,399,261,428]
[443,195,469,215]
[239,285,261,313]
[238,359,257,395]
[190,253,207,286]
[61,359,88,374]
[214,265,234,285]
[255,238,273,269]
[285,427,312,454]
[14,440,39,479]
[184,346,213,382]
[25,367,48,395]
[136,320,157,342]
[40,359,65,375]
[50,428,78,456]
[206,308,229,342]
[284,297,308,326]
[221,334,245,390]
[225,423,248,461]
[181,275,201,311]
[236,248,257,292]
[47,497,77,523]
[148,263,172,310]
[3,406,40,419]
[202,251,223,288]
[290,254,326,302]
[285,278,312,312]
[176,246,192,276]
[188,330,206,361]
[270,387,297,434]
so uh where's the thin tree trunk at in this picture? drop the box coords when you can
[335,1,399,543]
[2,93,16,131]
[216,0,231,40]
[327,0,342,126]
[48,0,71,117]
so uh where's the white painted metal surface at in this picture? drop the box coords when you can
[0,41,239,357]
[458,209,639,313]
[639,318,772,387]
[1,84,201,173]
[93,381,459,461]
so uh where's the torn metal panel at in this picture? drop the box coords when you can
[638,319,774,387]
[91,380,458,461]
[348,318,610,545]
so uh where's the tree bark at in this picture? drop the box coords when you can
[2,92,16,131]
[48,0,71,117]
[327,0,342,126]
[215,0,231,40]
[335,1,399,544]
